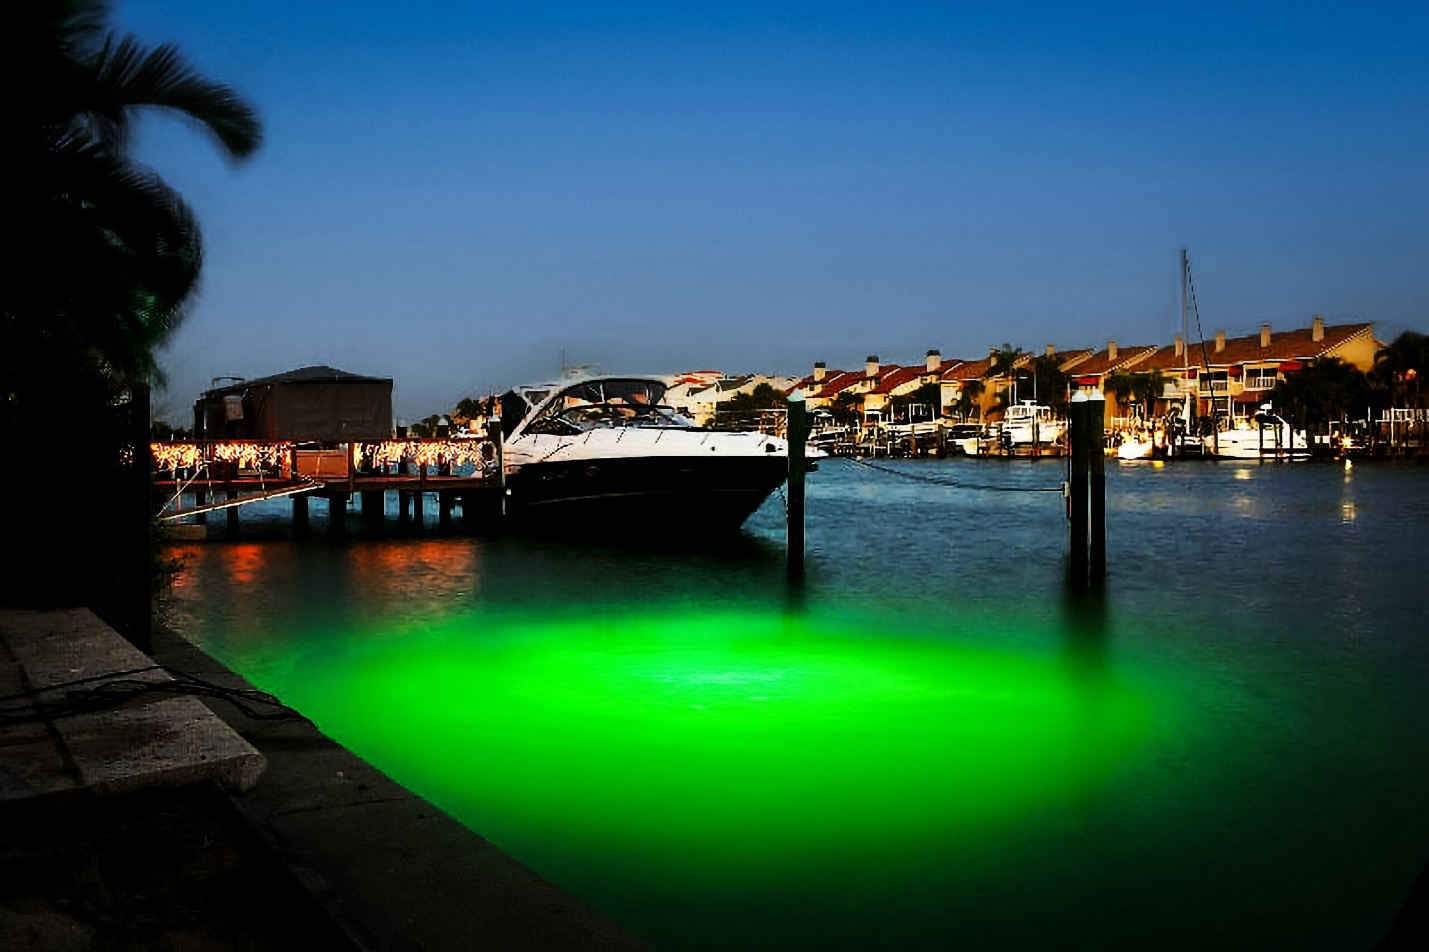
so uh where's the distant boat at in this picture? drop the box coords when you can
[1206,406,1309,460]
[945,422,989,456]
[999,401,1065,449]
[1116,435,1156,460]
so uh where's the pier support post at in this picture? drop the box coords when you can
[1089,392,1106,586]
[226,490,240,539]
[787,389,808,581]
[1069,393,1089,587]
[486,420,506,526]
[292,493,309,538]
[439,491,453,531]
[361,490,384,534]
[329,493,348,539]
[412,490,425,530]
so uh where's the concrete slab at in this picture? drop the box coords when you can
[0,608,265,802]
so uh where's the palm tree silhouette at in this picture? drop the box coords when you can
[6,0,262,401]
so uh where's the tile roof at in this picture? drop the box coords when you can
[1145,322,1378,370]
[870,365,931,395]
[942,357,995,380]
[1068,345,1159,378]
[811,370,866,400]
[1206,322,1376,365]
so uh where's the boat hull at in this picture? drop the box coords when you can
[504,454,789,533]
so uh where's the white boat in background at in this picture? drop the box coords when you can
[1116,436,1156,460]
[999,401,1065,449]
[945,423,988,456]
[1206,406,1309,460]
[495,374,817,532]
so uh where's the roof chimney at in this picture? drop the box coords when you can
[926,349,941,373]
[1260,323,1271,348]
[1107,340,1118,362]
[865,355,879,379]
[1215,331,1226,353]
[813,361,826,383]
[1174,335,1184,358]
[1312,315,1325,342]
[1045,344,1056,357]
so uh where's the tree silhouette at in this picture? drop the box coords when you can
[2,0,261,613]
[5,0,262,415]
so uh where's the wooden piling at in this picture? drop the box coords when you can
[486,420,507,523]
[361,490,384,532]
[787,390,808,581]
[292,493,309,537]
[329,493,348,538]
[1069,393,1089,587]
[226,490,240,539]
[1089,392,1106,585]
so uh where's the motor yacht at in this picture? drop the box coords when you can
[494,374,816,531]
[1205,406,1309,460]
[998,401,1066,449]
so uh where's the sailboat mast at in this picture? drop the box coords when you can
[1180,249,1188,377]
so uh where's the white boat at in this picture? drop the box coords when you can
[999,401,1066,448]
[945,423,988,456]
[1205,406,1309,459]
[1116,436,1156,460]
[495,374,815,531]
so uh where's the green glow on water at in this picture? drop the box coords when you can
[253,606,1158,946]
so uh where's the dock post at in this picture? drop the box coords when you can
[1089,391,1106,586]
[413,489,425,530]
[787,389,808,581]
[439,491,453,531]
[226,490,240,539]
[329,493,348,538]
[361,490,383,533]
[293,493,309,537]
[485,420,506,527]
[1069,393,1089,587]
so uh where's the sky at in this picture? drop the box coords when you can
[114,1,1429,424]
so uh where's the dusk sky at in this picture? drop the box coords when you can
[115,1,1429,424]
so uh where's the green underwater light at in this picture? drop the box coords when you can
[282,607,1154,916]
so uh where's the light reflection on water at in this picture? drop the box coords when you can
[163,459,1429,950]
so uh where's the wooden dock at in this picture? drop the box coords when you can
[151,439,506,538]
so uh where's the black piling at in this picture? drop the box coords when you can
[292,493,309,538]
[1069,393,1089,587]
[1068,392,1107,589]
[1089,391,1106,586]
[787,391,808,581]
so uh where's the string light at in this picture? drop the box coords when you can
[151,439,489,475]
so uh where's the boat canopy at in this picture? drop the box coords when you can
[518,377,696,435]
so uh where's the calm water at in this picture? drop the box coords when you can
[162,458,1429,950]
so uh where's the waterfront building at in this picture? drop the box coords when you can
[1135,316,1379,421]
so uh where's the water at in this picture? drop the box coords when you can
[161,458,1429,950]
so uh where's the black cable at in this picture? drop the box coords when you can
[837,456,1065,492]
[0,663,312,726]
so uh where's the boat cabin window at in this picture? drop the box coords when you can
[524,378,696,434]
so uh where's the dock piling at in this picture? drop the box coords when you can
[1069,393,1089,587]
[1089,392,1106,585]
[787,390,808,581]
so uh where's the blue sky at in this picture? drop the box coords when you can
[115,1,1429,422]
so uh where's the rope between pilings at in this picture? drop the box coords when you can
[836,457,1065,493]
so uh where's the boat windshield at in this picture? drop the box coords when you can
[523,378,696,434]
